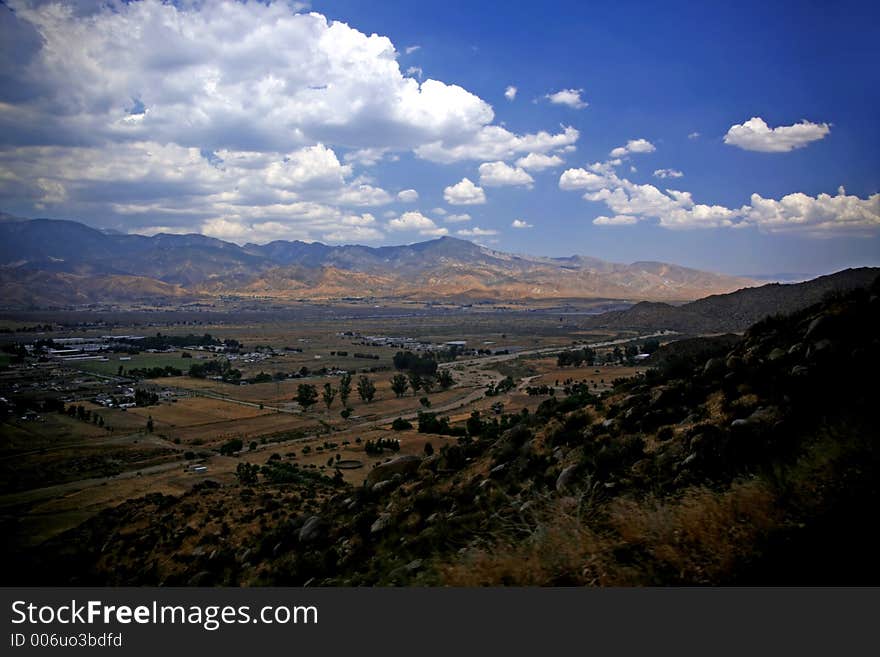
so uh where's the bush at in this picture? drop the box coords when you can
[391,417,413,431]
[219,438,244,456]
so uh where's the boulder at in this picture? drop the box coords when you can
[366,455,421,486]
[807,339,834,359]
[370,513,392,534]
[767,348,787,362]
[371,479,398,495]
[298,515,325,543]
[703,357,725,377]
[804,315,831,340]
[725,355,743,371]
[555,464,579,493]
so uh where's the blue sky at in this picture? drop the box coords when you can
[0,0,878,276]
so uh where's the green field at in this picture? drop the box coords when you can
[70,351,193,376]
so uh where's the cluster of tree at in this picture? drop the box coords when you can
[525,384,555,396]
[392,351,439,376]
[353,352,380,360]
[219,438,244,456]
[235,462,260,485]
[0,323,53,333]
[1,343,27,364]
[485,376,516,396]
[364,437,401,455]
[259,460,344,486]
[134,389,159,407]
[641,338,661,354]
[357,376,376,403]
[247,371,274,384]
[188,359,242,382]
[127,365,182,378]
[417,411,466,436]
[64,404,105,427]
[390,373,409,398]
[391,417,413,431]
[295,384,319,409]
[339,373,352,407]
[557,347,596,367]
[120,332,242,352]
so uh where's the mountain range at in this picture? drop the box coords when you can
[0,215,760,308]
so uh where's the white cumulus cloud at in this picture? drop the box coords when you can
[515,152,564,171]
[724,117,831,153]
[0,0,582,241]
[443,178,486,205]
[559,164,879,235]
[478,161,534,188]
[609,139,656,158]
[653,169,684,179]
[545,88,588,109]
[415,125,579,163]
[504,86,517,101]
[387,211,447,236]
[397,189,419,203]
[511,219,533,228]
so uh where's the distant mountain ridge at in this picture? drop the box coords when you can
[0,215,761,307]
[585,267,880,333]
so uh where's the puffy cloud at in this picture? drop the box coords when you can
[744,188,880,234]
[335,184,392,206]
[443,178,486,205]
[0,140,396,240]
[515,152,564,171]
[406,66,423,79]
[264,144,351,189]
[609,138,656,158]
[199,207,384,244]
[478,161,534,188]
[387,210,447,236]
[405,45,421,54]
[653,168,683,179]
[4,2,494,152]
[558,167,609,191]
[0,1,587,242]
[559,164,879,235]
[504,85,517,101]
[457,226,498,236]
[724,117,830,153]
[416,125,579,163]
[688,132,701,140]
[397,188,419,203]
[443,213,472,223]
[545,88,588,109]
[511,219,532,228]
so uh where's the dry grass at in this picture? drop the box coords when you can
[441,480,781,586]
